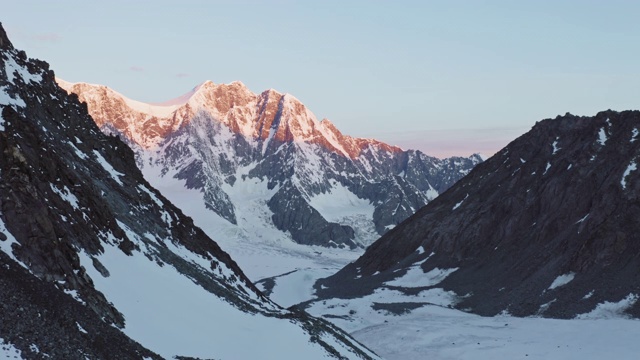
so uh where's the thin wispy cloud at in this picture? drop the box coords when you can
[3,27,62,44]
[33,33,61,42]
[176,73,189,78]
[129,66,144,72]
[374,127,530,159]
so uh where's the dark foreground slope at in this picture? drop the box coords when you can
[316,111,640,319]
[0,23,376,359]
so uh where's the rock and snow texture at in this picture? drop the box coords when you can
[256,254,640,360]
[314,110,640,320]
[0,23,376,359]
[59,78,482,249]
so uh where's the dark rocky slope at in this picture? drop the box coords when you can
[0,251,160,359]
[315,110,640,319]
[0,23,376,359]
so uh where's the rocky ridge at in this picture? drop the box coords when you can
[313,110,640,319]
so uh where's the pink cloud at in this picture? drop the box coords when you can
[129,66,144,72]
[176,73,189,78]
[374,127,530,159]
[33,33,61,42]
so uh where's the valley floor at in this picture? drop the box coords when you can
[351,306,640,360]
[262,266,640,360]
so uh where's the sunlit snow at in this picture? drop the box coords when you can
[122,96,181,118]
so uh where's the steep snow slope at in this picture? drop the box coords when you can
[0,23,377,359]
[60,78,482,250]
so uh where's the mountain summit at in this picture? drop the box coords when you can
[59,79,482,249]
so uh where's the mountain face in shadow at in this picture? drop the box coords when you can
[315,110,640,319]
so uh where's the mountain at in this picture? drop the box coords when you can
[58,79,482,249]
[0,23,377,359]
[312,110,640,320]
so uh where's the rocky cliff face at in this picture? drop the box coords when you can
[0,23,376,359]
[59,79,482,249]
[314,110,640,319]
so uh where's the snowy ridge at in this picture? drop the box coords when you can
[61,78,483,251]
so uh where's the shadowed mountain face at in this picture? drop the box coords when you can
[315,110,640,319]
[59,79,482,249]
[0,23,377,359]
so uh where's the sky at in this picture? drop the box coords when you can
[3,0,640,157]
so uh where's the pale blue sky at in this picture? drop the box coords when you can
[4,1,640,157]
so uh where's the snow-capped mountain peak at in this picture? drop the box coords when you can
[61,78,482,249]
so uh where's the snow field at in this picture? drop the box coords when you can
[0,338,22,359]
[351,306,640,360]
[263,251,640,360]
[77,240,343,359]
[142,163,365,280]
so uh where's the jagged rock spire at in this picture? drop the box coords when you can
[0,22,10,49]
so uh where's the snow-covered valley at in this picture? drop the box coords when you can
[259,264,640,360]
